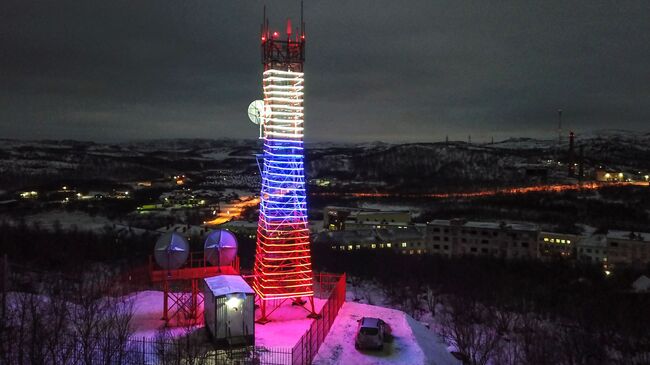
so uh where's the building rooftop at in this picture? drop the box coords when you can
[376,227,424,241]
[204,275,254,297]
[579,234,607,248]
[428,219,538,232]
[313,227,424,245]
[313,230,377,245]
[607,230,650,243]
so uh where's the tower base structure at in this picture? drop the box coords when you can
[255,296,319,325]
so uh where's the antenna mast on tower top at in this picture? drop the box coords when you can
[558,109,563,145]
[260,1,305,72]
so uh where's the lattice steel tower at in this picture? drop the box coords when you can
[252,3,316,323]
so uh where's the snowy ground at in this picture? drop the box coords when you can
[128,291,197,339]
[312,302,460,365]
[255,298,327,348]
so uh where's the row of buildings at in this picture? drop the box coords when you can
[314,206,650,269]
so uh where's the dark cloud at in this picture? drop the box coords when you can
[1,0,648,142]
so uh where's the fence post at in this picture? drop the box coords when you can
[142,337,146,365]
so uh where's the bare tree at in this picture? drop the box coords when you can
[425,285,442,317]
[349,275,363,301]
[439,297,502,365]
[512,314,559,365]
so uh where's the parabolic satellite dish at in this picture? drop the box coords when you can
[154,232,190,270]
[204,229,238,267]
[247,100,264,125]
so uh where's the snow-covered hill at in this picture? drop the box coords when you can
[1,130,648,191]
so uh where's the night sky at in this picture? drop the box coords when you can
[1,1,649,143]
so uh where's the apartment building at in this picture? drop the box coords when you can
[426,219,539,259]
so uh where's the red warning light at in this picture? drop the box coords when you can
[273,31,279,38]
[262,36,266,41]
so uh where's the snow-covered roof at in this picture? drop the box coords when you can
[607,230,650,243]
[203,275,254,297]
[632,275,650,292]
[578,234,607,248]
[428,219,538,232]
[376,227,424,241]
[313,230,377,244]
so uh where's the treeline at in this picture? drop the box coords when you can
[313,246,650,364]
[0,269,136,365]
[0,220,156,272]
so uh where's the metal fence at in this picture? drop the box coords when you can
[291,273,346,365]
[58,337,292,365]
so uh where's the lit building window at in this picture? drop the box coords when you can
[543,237,549,242]
[386,243,392,248]
[371,244,376,249]
[401,242,407,248]
[355,244,360,250]
[380,243,384,248]
[567,240,571,244]
[348,245,353,250]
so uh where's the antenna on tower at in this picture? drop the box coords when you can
[558,109,563,145]
[262,5,266,32]
[300,0,305,36]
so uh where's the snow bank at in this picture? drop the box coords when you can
[313,302,460,365]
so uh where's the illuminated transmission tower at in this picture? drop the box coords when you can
[252,4,316,323]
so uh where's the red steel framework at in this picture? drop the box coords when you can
[149,252,239,325]
[252,3,318,323]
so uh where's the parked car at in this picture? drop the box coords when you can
[355,317,388,350]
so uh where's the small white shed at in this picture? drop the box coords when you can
[203,275,255,346]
